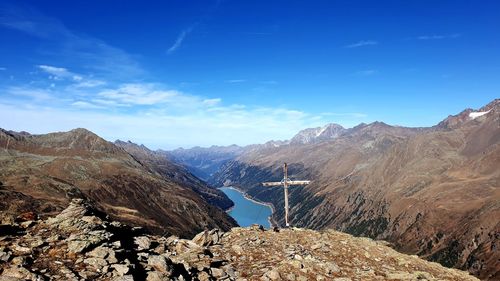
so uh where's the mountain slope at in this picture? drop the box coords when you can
[0,128,236,238]
[114,140,233,210]
[210,99,500,280]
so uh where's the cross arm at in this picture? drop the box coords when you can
[287,180,311,185]
[262,180,311,186]
[262,182,283,187]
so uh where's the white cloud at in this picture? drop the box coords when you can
[202,98,221,106]
[97,84,186,106]
[6,86,55,101]
[225,79,246,83]
[38,65,68,75]
[37,65,106,88]
[74,79,106,88]
[92,83,225,110]
[167,27,194,54]
[90,98,127,107]
[71,101,104,109]
[345,40,378,48]
[37,65,82,81]
[165,0,222,55]
[0,67,6,71]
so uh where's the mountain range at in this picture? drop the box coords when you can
[172,99,500,280]
[166,123,349,181]
[0,128,236,238]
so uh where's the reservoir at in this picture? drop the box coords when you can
[220,187,273,228]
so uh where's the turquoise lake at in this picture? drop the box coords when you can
[220,187,273,228]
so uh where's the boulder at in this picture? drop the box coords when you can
[192,229,223,247]
[84,257,108,269]
[0,250,11,262]
[134,236,151,251]
[262,269,281,280]
[88,246,118,263]
[146,272,169,281]
[1,266,40,280]
[147,255,171,274]
[67,230,111,253]
[111,264,130,276]
[112,275,134,281]
[67,240,92,253]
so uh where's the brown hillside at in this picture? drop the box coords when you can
[0,128,236,238]
[211,99,500,280]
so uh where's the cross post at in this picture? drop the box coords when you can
[262,163,311,227]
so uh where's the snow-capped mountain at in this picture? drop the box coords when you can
[290,123,346,145]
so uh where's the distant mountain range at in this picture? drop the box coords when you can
[166,123,349,180]
[0,128,236,238]
[171,99,500,280]
[167,145,246,180]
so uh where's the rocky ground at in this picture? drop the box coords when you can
[0,199,478,281]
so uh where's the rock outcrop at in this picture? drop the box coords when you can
[0,199,479,281]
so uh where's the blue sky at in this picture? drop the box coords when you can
[0,0,498,149]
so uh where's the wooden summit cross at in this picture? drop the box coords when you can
[262,163,311,227]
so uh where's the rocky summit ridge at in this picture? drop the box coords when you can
[0,199,478,281]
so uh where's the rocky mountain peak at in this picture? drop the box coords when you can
[290,123,346,145]
[480,98,500,111]
[0,200,479,281]
[0,127,123,156]
[68,127,96,136]
[115,139,151,154]
[28,128,119,154]
[437,100,498,129]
